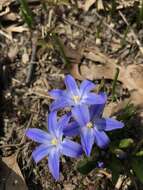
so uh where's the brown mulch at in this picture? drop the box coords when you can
[0,0,143,189]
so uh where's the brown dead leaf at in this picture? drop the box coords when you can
[81,63,115,80]
[0,0,14,8]
[111,37,121,52]
[103,102,118,117]
[3,12,18,21]
[0,25,28,41]
[80,45,143,109]
[22,52,29,64]
[84,46,118,65]
[59,42,84,80]
[83,0,97,12]
[0,29,13,41]
[0,154,28,190]
[97,0,104,10]
[2,25,29,40]
[6,25,28,33]
[8,45,18,61]
[116,0,139,9]
[81,46,117,80]
[71,64,84,81]
[125,64,143,91]
[0,6,9,16]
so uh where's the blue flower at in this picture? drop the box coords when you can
[26,112,82,180]
[72,97,124,156]
[97,161,104,168]
[49,74,105,111]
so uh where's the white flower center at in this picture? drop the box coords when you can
[86,122,93,129]
[51,138,58,146]
[72,95,80,104]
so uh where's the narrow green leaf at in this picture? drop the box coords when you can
[111,67,120,102]
[121,26,129,47]
[117,102,136,121]
[131,157,143,184]
[110,0,117,17]
[19,0,33,28]
[138,0,143,22]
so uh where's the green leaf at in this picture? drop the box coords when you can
[131,157,143,184]
[136,150,143,157]
[117,102,136,121]
[77,159,97,175]
[111,67,120,102]
[108,156,123,184]
[110,143,127,159]
[119,138,134,149]
[19,0,33,28]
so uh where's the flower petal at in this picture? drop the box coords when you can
[58,113,71,128]
[97,161,104,168]
[32,144,52,164]
[64,75,79,96]
[63,122,80,137]
[80,80,96,94]
[94,130,110,148]
[48,89,64,99]
[96,118,124,131]
[50,99,71,111]
[48,149,60,180]
[89,92,107,120]
[62,139,82,158]
[89,104,105,121]
[56,113,71,137]
[72,105,90,127]
[83,92,106,105]
[49,90,73,103]
[26,128,52,144]
[80,127,95,156]
[48,112,58,136]
[99,92,107,102]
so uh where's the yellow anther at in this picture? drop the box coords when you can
[72,95,80,104]
[86,122,93,128]
[51,138,58,145]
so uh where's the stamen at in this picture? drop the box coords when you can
[72,95,80,104]
[51,138,58,145]
[86,122,93,128]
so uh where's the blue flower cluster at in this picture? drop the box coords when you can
[26,75,124,180]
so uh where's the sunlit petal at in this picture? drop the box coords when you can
[32,144,52,163]
[26,128,52,144]
[48,149,60,180]
[80,127,95,156]
[64,75,79,96]
[72,105,90,127]
[62,139,82,158]
[94,130,110,148]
